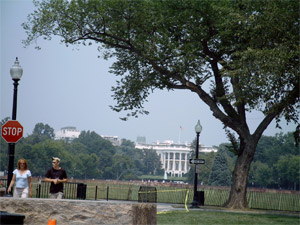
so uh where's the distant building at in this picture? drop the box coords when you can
[101,135,121,146]
[54,126,80,142]
[198,145,218,153]
[136,136,146,144]
[135,140,217,177]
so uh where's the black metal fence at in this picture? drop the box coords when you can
[90,182,300,211]
[0,178,8,188]
[35,181,86,199]
[0,179,86,200]
[1,178,300,211]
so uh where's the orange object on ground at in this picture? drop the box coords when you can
[47,219,57,225]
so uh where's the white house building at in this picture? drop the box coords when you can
[135,139,217,177]
[54,126,80,142]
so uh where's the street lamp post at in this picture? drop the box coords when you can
[191,120,202,208]
[6,57,23,193]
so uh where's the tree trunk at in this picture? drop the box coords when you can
[225,139,256,209]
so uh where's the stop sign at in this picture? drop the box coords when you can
[1,120,23,143]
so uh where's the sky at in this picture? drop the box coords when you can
[0,0,297,147]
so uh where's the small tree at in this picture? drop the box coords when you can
[142,149,163,175]
[208,148,231,187]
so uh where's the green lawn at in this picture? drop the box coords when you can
[30,179,300,211]
[157,210,300,225]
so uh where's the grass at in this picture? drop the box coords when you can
[75,180,300,211]
[157,210,300,225]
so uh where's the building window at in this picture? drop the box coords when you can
[165,161,168,169]
[165,153,168,159]
[175,162,179,170]
[181,153,185,160]
[175,153,180,160]
[170,153,174,159]
[169,161,173,170]
[181,162,185,171]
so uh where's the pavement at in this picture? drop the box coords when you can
[156,202,300,217]
[156,203,186,212]
[98,200,299,217]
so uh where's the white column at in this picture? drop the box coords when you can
[172,152,175,176]
[167,152,170,171]
[161,152,164,169]
[185,153,188,172]
[161,152,164,170]
[179,152,182,172]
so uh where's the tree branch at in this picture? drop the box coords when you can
[202,40,240,121]
[253,84,299,141]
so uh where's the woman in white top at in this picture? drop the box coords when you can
[7,158,32,198]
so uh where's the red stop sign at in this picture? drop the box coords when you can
[1,120,23,143]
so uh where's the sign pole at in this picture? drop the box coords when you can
[191,131,200,208]
[191,120,202,208]
[5,58,23,194]
[6,79,20,194]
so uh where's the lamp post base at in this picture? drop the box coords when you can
[190,200,200,208]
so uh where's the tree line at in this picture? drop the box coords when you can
[1,117,298,190]
[186,132,299,190]
[0,118,163,180]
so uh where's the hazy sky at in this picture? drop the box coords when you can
[1,0,296,147]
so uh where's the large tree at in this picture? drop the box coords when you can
[22,0,299,209]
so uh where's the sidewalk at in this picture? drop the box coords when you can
[99,200,299,217]
[156,202,300,217]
